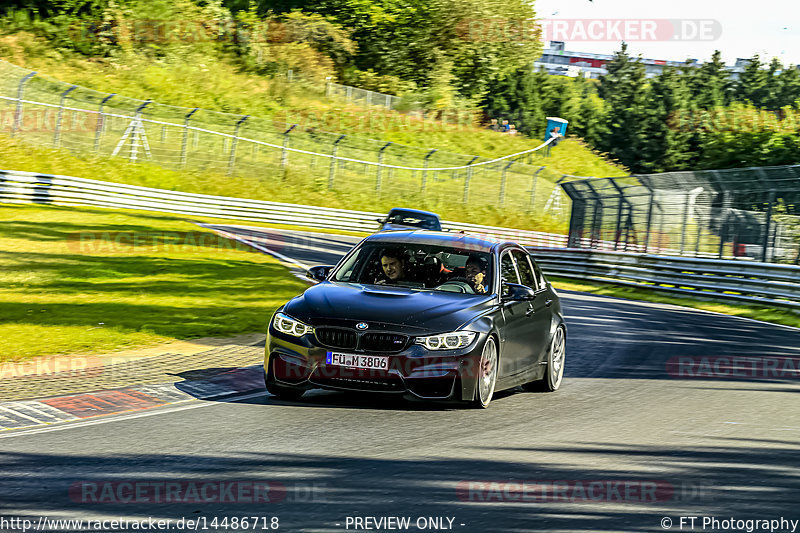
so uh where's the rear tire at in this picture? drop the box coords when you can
[523,325,565,392]
[265,361,305,401]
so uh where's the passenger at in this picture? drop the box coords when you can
[464,254,490,294]
[376,248,408,284]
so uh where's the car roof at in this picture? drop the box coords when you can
[363,229,511,253]
[386,208,441,218]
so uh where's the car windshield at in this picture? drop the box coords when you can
[332,242,494,295]
[386,211,440,230]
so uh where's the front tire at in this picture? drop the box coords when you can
[472,336,498,408]
[523,324,566,392]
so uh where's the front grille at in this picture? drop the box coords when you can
[312,376,404,392]
[315,328,357,349]
[360,333,409,353]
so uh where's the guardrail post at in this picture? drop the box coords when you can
[421,149,437,193]
[280,124,297,172]
[53,85,77,148]
[228,115,249,176]
[375,142,392,194]
[180,108,199,168]
[11,71,36,138]
[499,160,514,207]
[463,156,479,204]
[94,93,115,152]
[528,167,545,209]
[328,134,346,190]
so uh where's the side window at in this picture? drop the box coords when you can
[511,250,537,289]
[532,259,547,289]
[500,252,519,297]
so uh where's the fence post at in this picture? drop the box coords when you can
[328,134,346,189]
[375,142,392,194]
[180,107,199,168]
[53,85,77,148]
[499,160,514,207]
[385,94,391,110]
[228,115,249,176]
[129,100,152,163]
[718,189,732,258]
[421,149,437,193]
[528,166,544,209]
[640,177,655,253]
[462,156,479,204]
[94,93,116,152]
[281,124,297,172]
[762,189,776,262]
[679,191,692,255]
[325,77,332,98]
[11,71,36,138]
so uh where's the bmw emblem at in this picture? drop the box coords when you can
[356,322,369,330]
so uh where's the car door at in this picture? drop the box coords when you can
[512,249,553,366]
[498,250,536,379]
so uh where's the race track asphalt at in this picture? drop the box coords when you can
[2,226,798,533]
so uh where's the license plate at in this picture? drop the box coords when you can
[326,352,389,371]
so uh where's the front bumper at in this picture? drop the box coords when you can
[266,330,486,402]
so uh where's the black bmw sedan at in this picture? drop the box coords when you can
[265,230,565,408]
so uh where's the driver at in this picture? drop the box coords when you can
[376,248,407,284]
[464,254,489,294]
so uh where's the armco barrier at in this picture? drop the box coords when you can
[0,169,567,246]
[3,168,797,309]
[528,247,800,309]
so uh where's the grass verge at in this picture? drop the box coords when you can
[549,276,800,329]
[0,203,308,362]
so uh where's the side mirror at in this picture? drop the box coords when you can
[376,218,386,224]
[306,265,334,282]
[502,282,535,301]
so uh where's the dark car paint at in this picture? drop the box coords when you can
[265,230,565,403]
[378,208,443,232]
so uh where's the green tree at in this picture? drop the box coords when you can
[597,43,648,171]
[638,67,692,172]
[259,0,542,100]
[776,64,800,108]
[690,50,730,108]
[736,54,769,106]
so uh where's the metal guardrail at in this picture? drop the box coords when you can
[4,169,797,309]
[0,169,567,246]
[528,247,800,309]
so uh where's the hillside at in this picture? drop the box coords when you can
[0,30,626,231]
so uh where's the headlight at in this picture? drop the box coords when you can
[415,331,477,350]
[272,312,314,337]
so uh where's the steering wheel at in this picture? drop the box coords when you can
[434,277,475,294]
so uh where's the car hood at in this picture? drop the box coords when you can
[284,281,495,333]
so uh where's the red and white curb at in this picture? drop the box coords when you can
[0,366,264,431]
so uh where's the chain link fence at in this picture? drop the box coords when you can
[0,60,572,228]
[561,168,800,264]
